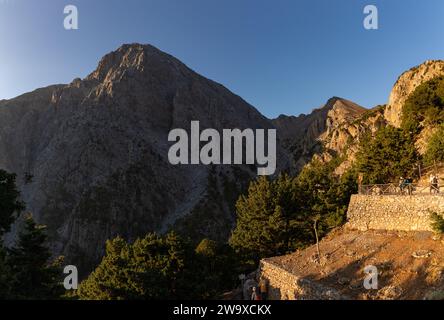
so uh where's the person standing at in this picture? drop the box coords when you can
[259,277,269,300]
[399,176,405,194]
[430,174,435,194]
[433,175,440,194]
[251,286,261,300]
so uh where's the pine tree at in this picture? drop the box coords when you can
[193,239,242,299]
[78,232,193,300]
[77,236,133,300]
[355,126,418,184]
[0,170,25,237]
[7,215,63,300]
[229,163,357,262]
[296,160,357,234]
[424,124,444,165]
[0,247,12,299]
[229,174,306,261]
[0,169,25,299]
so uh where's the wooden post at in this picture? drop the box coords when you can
[418,163,422,180]
[358,173,363,194]
[314,218,321,264]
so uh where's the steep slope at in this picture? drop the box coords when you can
[0,44,290,271]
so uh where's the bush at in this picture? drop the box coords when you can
[430,212,444,234]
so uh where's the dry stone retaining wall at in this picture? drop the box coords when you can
[347,194,444,232]
[259,260,345,300]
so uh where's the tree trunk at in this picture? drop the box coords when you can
[314,220,321,264]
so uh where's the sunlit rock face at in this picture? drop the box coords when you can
[384,60,444,128]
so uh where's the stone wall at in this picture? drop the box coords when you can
[347,194,444,232]
[259,260,345,300]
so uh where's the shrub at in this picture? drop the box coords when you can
[430,212,444,234]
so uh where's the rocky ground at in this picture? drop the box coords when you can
[265,227,444,300]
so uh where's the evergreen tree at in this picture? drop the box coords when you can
[7,215,63,300]
[402,76,444,134]
[229,174,307,261]
[193,239,242,299]
[79,232,195,300]
[0,169,25,299]
[229,161,357,261]
[0,247,12,299]
[77,236,134,300]
[355,126,418,184]
[296,160,357,236]
[424,124,444,165]
[0,170,25,237]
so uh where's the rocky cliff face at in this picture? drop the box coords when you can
[385,60,444,127]
[272,97,373,171]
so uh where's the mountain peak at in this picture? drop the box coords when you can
[323,97,367,131]
[86,43,182,83]
[318,97,367,127]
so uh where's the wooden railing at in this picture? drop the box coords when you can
[418,162,444,179]
[359,183,442,196]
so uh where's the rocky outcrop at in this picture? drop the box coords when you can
[384,60,444,127]
[272,97,368,170]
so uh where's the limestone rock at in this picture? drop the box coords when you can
[384,60,444,127]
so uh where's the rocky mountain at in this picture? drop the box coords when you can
[0,44,291,271]
[1,43,442,273]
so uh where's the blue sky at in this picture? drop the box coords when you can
[0,0,443,118]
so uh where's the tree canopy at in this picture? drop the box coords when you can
[229,161,357,261]
[424,124,444,165]
[402,76,444,134]
[78,233,241,300]
[0,170,25,236]
[355,126,418,184]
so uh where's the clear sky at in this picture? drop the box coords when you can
[0,0,443,118]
